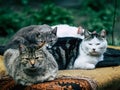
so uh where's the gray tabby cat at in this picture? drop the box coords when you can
[1,24,57,54]
[3,24,58,85]
[4,43,58,86]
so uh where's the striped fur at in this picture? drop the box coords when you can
[4,44,58,85]
[48,37,82,70]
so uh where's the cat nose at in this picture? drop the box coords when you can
[93,48,96,51]
[30,59,35,67]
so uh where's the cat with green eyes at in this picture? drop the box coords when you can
[4,42,58,86]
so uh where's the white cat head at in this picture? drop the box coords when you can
[81,30,107,56]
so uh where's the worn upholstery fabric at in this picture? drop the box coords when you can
[0,75,97,90]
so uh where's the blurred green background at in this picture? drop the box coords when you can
[0,0,120,45]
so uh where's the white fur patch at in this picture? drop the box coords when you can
[52,24,84,39]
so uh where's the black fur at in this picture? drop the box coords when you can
[48,37,82,70]
[96,48,120,67]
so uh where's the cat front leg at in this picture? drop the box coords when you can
[84,63,95,69]
[46,75,56,81]
[74,61,95,70]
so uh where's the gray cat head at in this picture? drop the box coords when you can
[4,43,58,85]
[26,24,57,48]
[81,30,107,56]
[18,44,47,76]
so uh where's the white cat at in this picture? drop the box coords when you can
[52,24,84,39]
[73,30,107,69]
[52,24,107,69]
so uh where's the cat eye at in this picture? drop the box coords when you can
[50,39,53,42]
[38,40,44,43]
[36,34,41,38]
[25,58,30,60]
[96,43,100,45]
[88,43,92,45]
[35,57,39,59]
[41,41,45,43]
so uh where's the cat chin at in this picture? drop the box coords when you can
[25,67,38,71]
[23,68,40,75]
[89,52,101,56]
[88,51,103,56]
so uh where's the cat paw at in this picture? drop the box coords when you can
[86,64,95,69]
[74,63,95,70]
[46,75,56,81]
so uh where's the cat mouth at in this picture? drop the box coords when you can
[28,67,38,71]
[90,52,100,56]
[24,67,38,73]
[24,68,39,76]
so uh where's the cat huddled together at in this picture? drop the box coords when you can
[4,43,58,85]
[3,24,118,86]
[5,24,57,50]
[3,24,58,85]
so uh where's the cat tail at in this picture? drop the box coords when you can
[0,45,6,55]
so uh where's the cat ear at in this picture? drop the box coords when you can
[84,30,91,38]
[92,31,97,34]
[52,27,57,35]
[19,44,26,54]
[77,26,84,35]
[100,29,106,38]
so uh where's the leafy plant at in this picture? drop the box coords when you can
[79,0,115,34]
[0,8,20,36]
[32,4,74,25]
[0,4,74,36]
